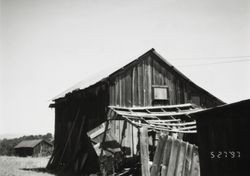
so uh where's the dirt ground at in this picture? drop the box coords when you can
[0,156,55,176]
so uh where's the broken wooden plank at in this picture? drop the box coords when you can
[183,143,193,176]
[150,134,167,176]
[161,136,173,176]
[166,138,181,176]
[174,140,188,176]
[190,146,200,176]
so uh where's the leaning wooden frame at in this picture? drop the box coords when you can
[95,104,202,175]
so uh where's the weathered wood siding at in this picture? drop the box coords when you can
[109,120,138,156]
[33,141,53,157]
[107,53,223,158]
[109,54,220,108]
[50,83,108,173]
[49,50,224,174]
[151,135,200,176]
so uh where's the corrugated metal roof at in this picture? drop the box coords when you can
[14,139,51,148]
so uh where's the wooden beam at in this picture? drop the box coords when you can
[147,119,181,122]
[140,127,150,176]
[113,110,202,117]
[130,121,197,133]
[178,126,196,130]
[109,103,195,110]
[148,121,196,126]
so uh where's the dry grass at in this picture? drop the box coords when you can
[0,156,55,176]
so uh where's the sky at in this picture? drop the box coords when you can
[0,0,249,137]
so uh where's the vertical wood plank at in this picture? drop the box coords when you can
[112,84,115,106]
[119,77,122,106]
[121,76,125,107]
[125,71,132,107]
[161,136,173,176]
[132,67,135,106]
[132,67,138,106]
[109,86,112,106]
[150,134,167,176]
[115,120,120,142]
[125,122,132,156]
[147,56,152,106]
[138,63,142,106]
[184,84,188,103]
[115,79,119,106]
[140,127,150,176]
[131,124,134,155]
[175,140,188,176]
[190,146,200,176]
[143,60,147,106]
[123,76,127,107]
[152,58,156,85]
[109,84,113,106]
[167,138,181,176]
[159,63,164,85]
[141,62,144,106]
[137,64,141,106]
[133,126,138,154]
[183,143,193,176]
[119,120,124,144]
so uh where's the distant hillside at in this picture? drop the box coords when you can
[0,133,53,156]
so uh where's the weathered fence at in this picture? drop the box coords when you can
[150,135,200,176]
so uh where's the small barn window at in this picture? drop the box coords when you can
[152,85,169,106]
[152,85,169,100]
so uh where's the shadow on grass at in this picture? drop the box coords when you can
[20,168,96,176]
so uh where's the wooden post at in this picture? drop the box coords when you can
[140,127,150,176]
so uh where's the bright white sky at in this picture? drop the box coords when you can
[0,0,249,136]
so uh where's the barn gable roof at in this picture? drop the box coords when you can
[52,48,224,104]
[14,139,52,149]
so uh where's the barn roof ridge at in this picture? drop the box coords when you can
[14,139,53,149]
[51,48,224,104]
[51,48,155,101]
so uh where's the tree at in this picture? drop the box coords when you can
[44,133,52,141]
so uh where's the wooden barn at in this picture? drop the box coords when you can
[191,99,250,176]
[47,49,224,175]
[14,139,53,157]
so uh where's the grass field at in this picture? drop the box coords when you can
[0,156,55,176]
